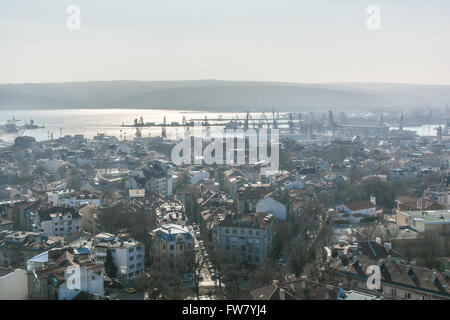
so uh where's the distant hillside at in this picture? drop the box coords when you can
[0,80,449,112]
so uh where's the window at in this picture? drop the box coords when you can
[129,256,134,261]
[225,228,229,234]
[249,230,253,236]
[352,281,358,288]
[232,228,237,234]
[170,245,174,251]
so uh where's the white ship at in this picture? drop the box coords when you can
[0,118,25,145]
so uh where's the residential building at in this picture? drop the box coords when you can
[151,224,194,262]
[27,247,104,300]
[396,209,450,235]
[92,233,145,285]
[250,277,378,300]
[30,207,82,237]
[0,230,63,268]
[216,212,274,265]
[236,183,272,214]
[334,196,382,223]
[396,196,443,211]
[0,268,29,299]
[256,196,287,221]
[326,255,450,300]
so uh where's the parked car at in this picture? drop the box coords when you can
[125,287,137,294]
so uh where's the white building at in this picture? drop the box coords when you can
[92,233,145,285]
[33,207,82,237]
[47,189,75,206]
[27,248,104,300]
[256,197,287,221]
[0,268,28,300]
[335,196,381,223]
[48,190,102,208]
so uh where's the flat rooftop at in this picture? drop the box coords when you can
[404,209,450,223]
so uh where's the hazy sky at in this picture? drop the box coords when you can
[1,0,450,84]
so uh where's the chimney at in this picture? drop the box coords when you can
[384,242,391,253]
[370,195,376,205]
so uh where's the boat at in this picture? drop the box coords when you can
[0,118,25,144]
[23,119,45,129]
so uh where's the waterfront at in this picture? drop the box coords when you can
[0,109,442,142]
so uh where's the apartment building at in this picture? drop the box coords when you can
[326,256,450,300]
[27,247,104,300]
[0,230,63,268]
[216,212,274,265]
[151,224,194,262]
[30,207,82,237]
[236,183,272,214]
[92,233,145,285]
[143,160,173,196]
[396,209,450,235]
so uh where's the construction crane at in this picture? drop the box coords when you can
[310,112,315,132]
[259,113,268,128]
[298,112,302,133]
[161,116,167,138]
[288,113,294,134]
[272,109,278,129]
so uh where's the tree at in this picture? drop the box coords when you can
[104,249,118,279]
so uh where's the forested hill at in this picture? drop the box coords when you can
[1,80,449,112]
